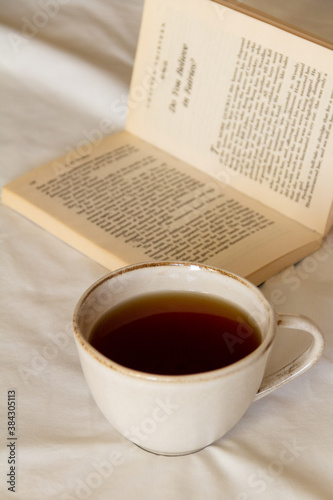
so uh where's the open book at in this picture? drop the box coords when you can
[2,0,333,285]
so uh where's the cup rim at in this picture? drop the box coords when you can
[73,261,275,383]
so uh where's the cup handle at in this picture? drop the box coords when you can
[254,313,325,401]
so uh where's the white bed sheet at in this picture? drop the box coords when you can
[1,1,333,499]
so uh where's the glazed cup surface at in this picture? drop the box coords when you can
[73,262,323,455]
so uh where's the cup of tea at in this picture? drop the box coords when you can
[72,262,324,455]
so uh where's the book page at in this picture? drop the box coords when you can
[216,0,333,50]
[2,131,321,284]
[126,0,333,235]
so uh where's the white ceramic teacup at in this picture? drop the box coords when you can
[73,262,324,455]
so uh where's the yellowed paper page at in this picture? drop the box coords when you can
[2,131,321,284]
[214,0,333,50]
[126,0,333,235]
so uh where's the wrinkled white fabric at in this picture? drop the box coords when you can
[1,1,332,499]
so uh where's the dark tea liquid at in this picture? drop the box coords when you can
[89,292,261,375]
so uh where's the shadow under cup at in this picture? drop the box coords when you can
[73,262,276,455]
